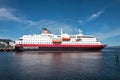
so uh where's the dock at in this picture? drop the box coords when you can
[0,48,15,52]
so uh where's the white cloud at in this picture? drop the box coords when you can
[0,8,78,35]
[0,8,22,22]
[0,8,34,24]
[26,19,79,34]
[78,10,104,25]
[0,8,80,35]
[88,10,104,21]
[93,27,120,40]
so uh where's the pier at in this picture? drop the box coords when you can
[0,48,15,51]
[0,39,15,52]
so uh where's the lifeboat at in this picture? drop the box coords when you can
[62,37,71,41]
[61,33,71,41]
[52,39,62,43]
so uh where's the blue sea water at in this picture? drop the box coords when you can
[0,47,120,80]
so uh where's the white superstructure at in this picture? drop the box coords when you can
[16,28,101,45]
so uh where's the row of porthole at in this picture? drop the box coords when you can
[18,41,99,44]
[18,42,52,44]
[23,39,51,40]
[23,37,50,39]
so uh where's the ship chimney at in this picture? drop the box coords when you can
[42,28,51,34]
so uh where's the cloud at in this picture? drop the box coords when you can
[0,8,79,35]
[78,10,104,25]
[26,19,79,34]
[0,8,33,24]
[93,27,120,40]
[0,8,22,22]
[88,10,104,21]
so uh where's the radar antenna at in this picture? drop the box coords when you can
[61,28,63,35]
[78,29,83,35]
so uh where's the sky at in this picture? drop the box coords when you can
[0,0,120,46]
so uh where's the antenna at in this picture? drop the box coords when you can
[61,28,63,35]
[78,29,83,35]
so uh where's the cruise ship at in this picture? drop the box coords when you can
[15,28,106,52]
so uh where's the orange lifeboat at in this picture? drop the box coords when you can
[52,39,62,43]
[62,37,71,41]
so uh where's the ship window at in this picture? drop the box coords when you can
[77,36,81,38]
[70,36,76,38]
[80,36,94,38]
[57,35,61,37]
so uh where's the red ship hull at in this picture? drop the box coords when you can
[15,44,106,52]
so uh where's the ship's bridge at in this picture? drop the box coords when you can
[61,33,70,38]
